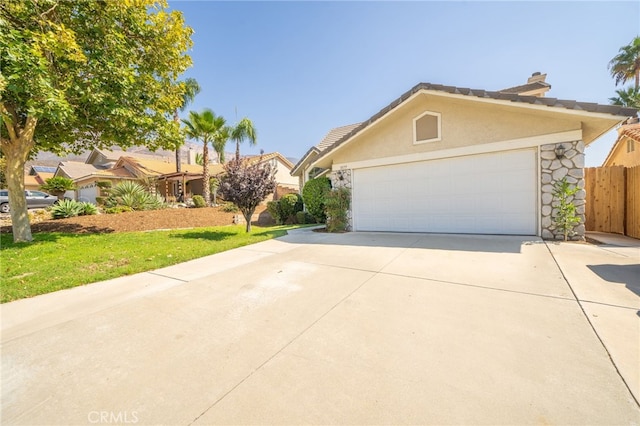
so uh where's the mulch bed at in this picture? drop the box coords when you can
[0,205,272,234]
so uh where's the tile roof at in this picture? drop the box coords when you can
[314,82,638,163]
[57,161,108,179]
[291,123,363,175]
[120,157,206,176]
[603,121,640,166]
[245,152,295,169]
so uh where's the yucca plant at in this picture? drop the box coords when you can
[51,199,83,219]
[79,202,98,216]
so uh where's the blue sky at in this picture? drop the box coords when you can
[168,1,639,166]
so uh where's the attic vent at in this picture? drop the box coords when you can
[413,111,441,144]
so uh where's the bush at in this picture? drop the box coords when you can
[266,200,283,224]
[295,211,316,224]
[40,176,75,199]
[51,199,83,219]
[302,177,331,223]
[279,193,303,223]
[220,202,239,213]
[106,181,165,211]
[105,205,134,214]
[79,202,98,216]
[192,195,206,208]
[325,187,351,232]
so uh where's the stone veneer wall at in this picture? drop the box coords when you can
[540,141,586,240]
[330,169,353,231]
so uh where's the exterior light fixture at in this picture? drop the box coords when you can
[554,144,566,159]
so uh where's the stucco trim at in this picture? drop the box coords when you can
[332,129,582,171]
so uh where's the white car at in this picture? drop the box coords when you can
[0,190,59,213]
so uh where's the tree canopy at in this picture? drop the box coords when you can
[220,157,276,233]
[0,0,194,241]
[609,36,640,89]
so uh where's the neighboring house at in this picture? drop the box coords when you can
[55,161,133,202]
[291,73,637,239]
[113,156,215,201]
[246,152,299,198]
[603,120,640,167]
[24,165,56,190]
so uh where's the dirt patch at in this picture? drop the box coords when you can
[0,205,272,234]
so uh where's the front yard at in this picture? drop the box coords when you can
[0,206,296,303]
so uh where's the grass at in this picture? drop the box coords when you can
[0,225,296,303]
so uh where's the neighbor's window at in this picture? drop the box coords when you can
[413,111,441,144]
[627,139,635,153]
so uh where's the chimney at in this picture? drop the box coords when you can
[188,148,196,165]
[527,72,547,84]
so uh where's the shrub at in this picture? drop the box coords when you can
[220,202,239,213]
[106,181,165,211]
[552,177,581,241]
[325,187,351,232]
[302,177,331,223]
[51,199,83,219]
[192,195,206,208]
[295,211,316,224]
[279,193,303,223]
[79,202,98,216]
[40,176,75,200]
[95,196,105,206]
[105,205,134,214]
[266,200,283,224]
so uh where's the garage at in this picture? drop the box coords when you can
[352,149,537,235]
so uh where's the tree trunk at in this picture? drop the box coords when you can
[243,207,254,233]
[1,111,37,242]
[202,142,210,206]
[235,141,240,162]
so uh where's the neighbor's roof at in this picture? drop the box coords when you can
[57,161,107,179]
[30,165,57,174]
[603,121,640,166]
[118,157,215,176]
[311,82,637,167]
[246,152,295,169]
[291,123,362,175]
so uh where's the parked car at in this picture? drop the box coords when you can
[0,190,58,213]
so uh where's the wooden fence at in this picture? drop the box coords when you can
[585,165,640,239]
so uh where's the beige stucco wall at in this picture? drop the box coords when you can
[330,95,582,165]
[604,137,640,167]
[273,159,299,188]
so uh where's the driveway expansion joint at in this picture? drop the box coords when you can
[544,241,640,408]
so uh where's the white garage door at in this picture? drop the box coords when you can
[352,149,537,235]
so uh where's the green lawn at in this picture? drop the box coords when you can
[0,225,294,303]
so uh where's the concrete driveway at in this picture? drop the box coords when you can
[2,230,639,425]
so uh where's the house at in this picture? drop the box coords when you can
[55,161,134,202]
[24,165,56,190]
[245,152,299,199]
[291,73,637,239]
[603,119,640,167]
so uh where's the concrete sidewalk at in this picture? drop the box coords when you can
[1,230,639,425]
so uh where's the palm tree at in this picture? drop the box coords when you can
[609,37,640,88]
[212,125,230,164]
[174,78,201,172]
[230,117,258,162]
[182,109,226,205]
[609,87,640,109]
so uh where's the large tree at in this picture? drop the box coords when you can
[220,157,276,233]
[609,36,640,89]
[230,117,257,162]
[0,0,193,242]
[182,109,227,205]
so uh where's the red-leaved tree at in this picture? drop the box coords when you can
[219,157,276,232]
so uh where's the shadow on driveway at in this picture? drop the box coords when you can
[587,264,640,298]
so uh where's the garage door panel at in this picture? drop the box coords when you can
[352,150,537,235]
